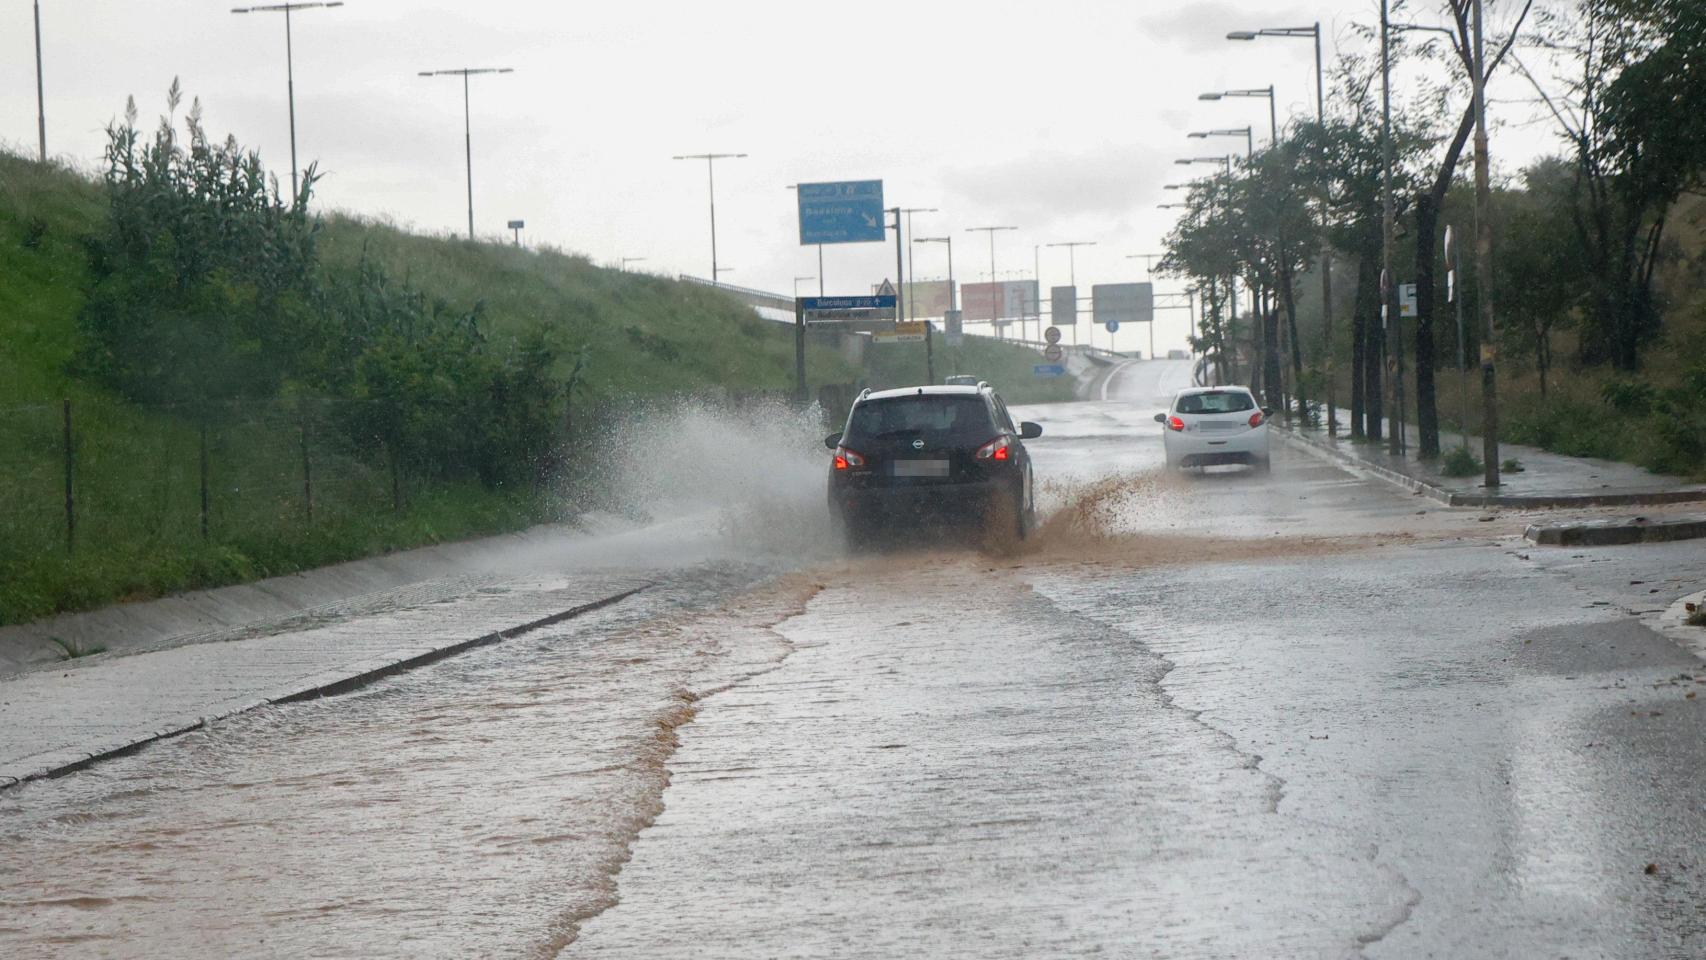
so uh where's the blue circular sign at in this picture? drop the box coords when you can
[1106,320,1121,333]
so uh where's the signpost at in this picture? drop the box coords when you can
[1033,364,1066,378]
[798,180,885,245]
[1398,282,1418,318]
[1042,343,1063,362]
[1051,286,1077,326]
[1092,282,1154,326]
[944,308,964,346]
[800,295,898,323]
[874,321,928,344]
[1044,326,1062,345]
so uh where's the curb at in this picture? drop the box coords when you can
[1644,589,1706,662]
[0,583,649,791]
[1279,428,1706,509]
[1524,514,1706,547]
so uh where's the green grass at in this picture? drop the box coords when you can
[0,150,1071,625]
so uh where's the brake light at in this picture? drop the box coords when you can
[1167,416,1185,432]
[975,435,1014,460]
[1248,411,1264,428]
[834,447,866,470]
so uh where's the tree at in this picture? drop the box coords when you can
[1517,0,1706,369]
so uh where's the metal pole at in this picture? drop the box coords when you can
[946,236,956,309]
[1381,0,1405,454]
[285,5,299,200]
[62,397,73,552]
[904,211,914,322]
[34,1,47,163]
[818,244,825,295]
[1472,0,1500,485]
[1453,240,1470,450]
[707,156,718,280]
[463,72,474,240]
[1315,22,1337,434]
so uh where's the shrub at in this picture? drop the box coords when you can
[1441,446,1482,477]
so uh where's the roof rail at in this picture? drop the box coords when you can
[977,380,990,391]
[856,387,872,401]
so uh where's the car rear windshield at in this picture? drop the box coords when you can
[1176,391,1255,414]
[845,396,997,444]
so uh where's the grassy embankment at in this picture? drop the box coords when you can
[0,151,1069,625]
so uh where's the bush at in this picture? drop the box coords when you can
[1440,446,1482,477]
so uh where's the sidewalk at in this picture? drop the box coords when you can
[0,572,648,789]
[1281,407,1706,509]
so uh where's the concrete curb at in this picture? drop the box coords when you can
[1280,428,1706,509]
[0,583,649,791]
[1644,589,1706,663]
[1523,514,1706,547]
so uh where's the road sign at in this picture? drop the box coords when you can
[798,180,885,245]
[1043,343,1063,362]
[506,219,524,230]
[1399,283,1418,318]
[1051,286,1077,326]
[801,294,898,323]
[1092,282,1153,326]
[1106,319,1121,333]
[1033,364,1066,378]
[873,322,927,343]
[963,280,1037,324]
[944,309,964,346]
[1044,326,1062,345]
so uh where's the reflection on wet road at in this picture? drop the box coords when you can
[3,361,1703,957]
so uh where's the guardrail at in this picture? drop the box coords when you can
[677,275,797,312]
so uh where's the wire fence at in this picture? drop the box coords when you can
[0,389,807,564]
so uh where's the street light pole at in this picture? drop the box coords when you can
[233,3,345,202]
[897,207,937,322]
[419,66,514,241]
[966,226,1017,338]
[674,152,747,281]
[1471,0,1500,486]
[33,0,47,162]
[1380,0,1406,454]
[1229,21,1333,432]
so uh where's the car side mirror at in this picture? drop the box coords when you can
[1262,407,1274,417]
[1019,422,1043,440]
[1153,412,1167,423]
[824,432,843,449]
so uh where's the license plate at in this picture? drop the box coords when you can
[892,459,949,478]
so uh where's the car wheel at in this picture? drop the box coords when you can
[1015,491,1032,541]
[1253,456,1272,475]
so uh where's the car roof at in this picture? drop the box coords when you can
[861,384,984,401]
[1174,385,1254,397]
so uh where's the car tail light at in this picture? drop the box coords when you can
[1167,416,1185,432]
[1248,411,1265,428]
[974,435,1013,461]
[834,447,866,470]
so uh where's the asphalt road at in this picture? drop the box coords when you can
[3,360,1703,958]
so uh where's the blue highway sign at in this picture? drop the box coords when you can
[1105,319,1121,333]
[800,294,898,323]
[1033,364,1067,378]
[798,180,885,245]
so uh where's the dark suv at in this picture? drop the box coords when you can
[824,383,1043,542]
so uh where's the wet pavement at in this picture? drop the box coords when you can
[3,362,1704,957]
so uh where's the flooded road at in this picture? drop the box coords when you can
[3,362,1704,957]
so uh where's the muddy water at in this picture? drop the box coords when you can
[0,570,816,959]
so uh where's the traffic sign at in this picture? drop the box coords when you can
[1051,286,1077,326]
[1399,283,1418,318]
[1043,343,1063,362]
[1033,364,1066,378]
[1044,326,1062,345]
[798,180,885,245]
[875,321,928,343]
[800,294,898,323]
[1093,282,1153,326]
[1106,319,1121,333]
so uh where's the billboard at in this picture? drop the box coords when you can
[961,280,1038,324]
[1092,282,1154,326]
[1051,285,1078,325]
[880,280,953,319]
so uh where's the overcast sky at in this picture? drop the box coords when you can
[1,0,1559,353]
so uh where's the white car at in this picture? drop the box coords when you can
[1155,386,1272,473]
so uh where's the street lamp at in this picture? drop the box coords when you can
[232,3,345,201]
[419,67,514,241]
[673,152,747,282]
[897,206,938,321]
[1189,127,1254,161]
[965,226,1017,337]
[1157,203,1192,210]
[793,275,816,298]
[1228,21,1334,433]
[1199,87,1278,146]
